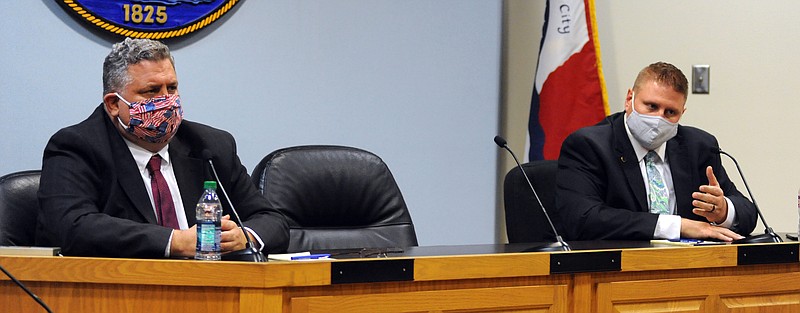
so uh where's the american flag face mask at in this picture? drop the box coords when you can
[115,93,183,143]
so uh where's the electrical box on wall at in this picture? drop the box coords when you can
[692,65,710,94]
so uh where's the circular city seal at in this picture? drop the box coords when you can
[57,0,240,39]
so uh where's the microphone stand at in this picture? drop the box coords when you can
[718,149,782,244]
[495,136,571,251]
[204,154,267,262]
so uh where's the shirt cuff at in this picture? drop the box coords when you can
[165,230,174,257]
[713,197,736,228]
[654,214,682,239]
[243,226,264,251]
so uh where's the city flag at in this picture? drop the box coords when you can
[527,0,609,161]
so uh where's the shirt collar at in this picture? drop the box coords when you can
[623,112,667,162]
[122,137,171,172]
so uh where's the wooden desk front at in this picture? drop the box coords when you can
[1,242,799,312]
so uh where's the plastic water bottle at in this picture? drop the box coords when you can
[195,181,222,261]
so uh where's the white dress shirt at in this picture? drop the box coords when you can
[123,138,266,257]
[622,114,736,239]
[124,139,187,256]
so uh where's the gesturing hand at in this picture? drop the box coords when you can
[692,166,727,224]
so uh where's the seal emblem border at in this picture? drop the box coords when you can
[57,0,240,39]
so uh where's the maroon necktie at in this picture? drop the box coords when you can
[147,155,179,229]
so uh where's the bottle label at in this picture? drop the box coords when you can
[197,222,220,252]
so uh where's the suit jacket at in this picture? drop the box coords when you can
[555,112,757,241]
[36,105,289,258]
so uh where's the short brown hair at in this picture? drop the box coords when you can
[633,62,688,99]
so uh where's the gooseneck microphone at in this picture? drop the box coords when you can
[202,149,267,262]
[494,135,571,251]
[0,264,53,312]
[712,147,782,244]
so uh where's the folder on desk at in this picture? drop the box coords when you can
[0,246,61,256]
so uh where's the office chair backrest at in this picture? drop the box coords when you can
[0,170,41,246]
[252,145,418,252]
[503,160,566,243]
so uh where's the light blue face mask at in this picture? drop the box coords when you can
[626,92,678,150]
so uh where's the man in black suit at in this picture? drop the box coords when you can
[556,62,757,242]
[36,38,289,258]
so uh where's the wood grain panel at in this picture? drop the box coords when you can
[239,288,284,313]
[0,255,266,287]
[0,281,240,313]
[622,245,738,271]
[414,253,550,281]
[611,299,705,313]
[1,243,798,312]
[572,273,596,312]
[719,293,800,313]
[596,271,800,313]
[289,285,568,313]
[262,261,330,287]
[0,255,333,288]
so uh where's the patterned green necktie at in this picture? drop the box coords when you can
[645,151,669,214]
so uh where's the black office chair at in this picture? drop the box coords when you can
[503,160,566,243]
[252,145,418,252]
[0,170,41,246]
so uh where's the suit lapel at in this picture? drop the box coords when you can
[611,114,649,212]
[666,130,692,216]
[105,117,159,224]
[169,135,204,226]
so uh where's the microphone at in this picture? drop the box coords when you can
[494,135,571,251]
[201,149,267,262]
[0,264,53,312]
[711,147,782,244]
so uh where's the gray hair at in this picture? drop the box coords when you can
[102,38,175,94]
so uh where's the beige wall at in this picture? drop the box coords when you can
[501,1,800,240]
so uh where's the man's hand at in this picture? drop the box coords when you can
[170,215,253,257]
[692,166,728,224]
[680,218,743,242]
[170,225,197,257]
[220,215,249,252]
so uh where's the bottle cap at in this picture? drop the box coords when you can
[204,181,217,189]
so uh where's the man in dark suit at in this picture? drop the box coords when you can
[36,38,289,258]
[556,62,757,241]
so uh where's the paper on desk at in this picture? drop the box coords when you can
[267,252,310,261]
[650,239,728,247]
[268,252,335,261]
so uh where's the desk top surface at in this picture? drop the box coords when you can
[1,235,798,288]
[318,233,798,258]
